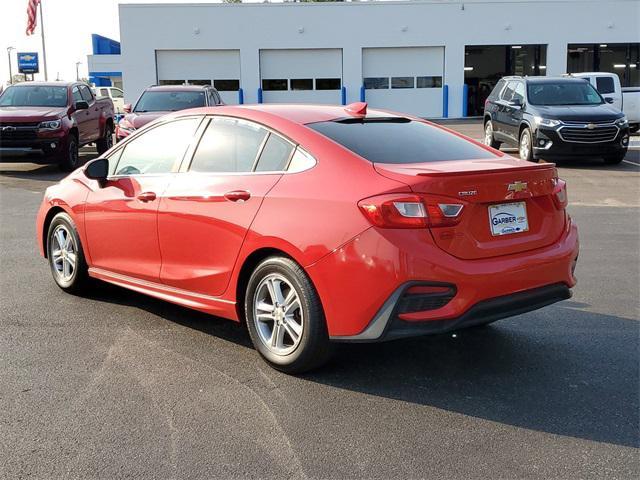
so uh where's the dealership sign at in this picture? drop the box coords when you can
[17,52,39,74]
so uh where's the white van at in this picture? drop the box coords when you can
[571,72,639,133]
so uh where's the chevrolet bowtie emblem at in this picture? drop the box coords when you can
[507,181,528,193]
[587,123,596,130]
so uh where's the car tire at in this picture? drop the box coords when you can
[519,127,535,162]
[96,123,113,155]
[603,150,627,165]
[244,256,332,374]
[46,212,90,294]
[60,134,80,172]
[483,120,501,149]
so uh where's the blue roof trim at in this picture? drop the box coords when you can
[89,71,122,77]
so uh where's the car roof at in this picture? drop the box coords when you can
[170,103,405,125]
[145,84,211,92]
[501,76,590,84]
[9,81,75,87]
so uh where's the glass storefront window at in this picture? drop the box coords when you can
[567,43,640,87]
[463,44,547,116]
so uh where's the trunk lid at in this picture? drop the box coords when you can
[374,157,565,260]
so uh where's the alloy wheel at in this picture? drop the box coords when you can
[484,122,494,145]
[520,131,531,160]
[253,273,304,355]
[50,225,77,282]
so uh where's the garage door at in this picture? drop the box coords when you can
[362,47,444,117]
[260,49,342,104]
[156,50,241,105]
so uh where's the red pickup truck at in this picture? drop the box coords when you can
[0,82,115,171]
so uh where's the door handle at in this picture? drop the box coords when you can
[137,191,157,202]
[224,190,251,202]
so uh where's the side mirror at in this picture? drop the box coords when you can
[85,158,109,185]
[605,97,614,104]
[123,103,132,113]
[509,98,523,108]
[74,100,89,111]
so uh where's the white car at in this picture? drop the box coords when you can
[571,72,640,133]
[92,86,125,114]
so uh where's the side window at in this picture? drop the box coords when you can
[111,88,124,99]
[287,147,316,173]
[513,82,526,103]
[596,76,615,94]
[114,118,200,176]
[99,88,109,97]
[501,81,517,101]
[489,79,506,100]
[255,133,294,172]
[189,117,268,173]
[79,85,93,102]
[72,87,83,103]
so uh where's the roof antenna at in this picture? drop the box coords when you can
[345,102,367,116]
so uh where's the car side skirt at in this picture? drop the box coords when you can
[88,267,239,320]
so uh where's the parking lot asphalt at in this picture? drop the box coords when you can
[1,125,638,479]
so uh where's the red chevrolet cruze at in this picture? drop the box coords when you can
[36,103,579,373]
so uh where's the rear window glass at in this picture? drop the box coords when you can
[596,76,615,94]
[308,118,496,164]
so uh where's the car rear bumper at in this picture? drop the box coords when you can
[308,216,579,340]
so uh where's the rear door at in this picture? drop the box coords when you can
[503,81,526,140]
[158,116,293,296]
[493,81,517,141]
[71,86,91,144]
[79,85,101,142]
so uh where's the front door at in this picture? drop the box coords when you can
[84,117,202,282]
[71,86,91,144]
[158,116,295,296]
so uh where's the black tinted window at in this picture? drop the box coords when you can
[596,76,615,94]
[527,81,603,105]
[255,134,294,172]
[134,91,206,112]
[316,78,341,90]
[488,79,506,100]
[190,117,267,173]
[79,85,93,102]
[214,79,240,92]
[309,118,496,164]
[114,118,200,175]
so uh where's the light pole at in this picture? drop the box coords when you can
[75,61,81,81]
[7,46,15,85]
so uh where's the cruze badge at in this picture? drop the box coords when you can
[507,181,528,193]
[458,190,477,197]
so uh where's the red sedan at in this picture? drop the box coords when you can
[36,103,579,373]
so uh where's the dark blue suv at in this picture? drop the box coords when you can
[483,76,629,164]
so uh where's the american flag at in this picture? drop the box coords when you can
[26,0,41,36]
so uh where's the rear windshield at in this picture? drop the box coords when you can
[0,85,68,107]
[527,81,603,106]
[134,90,206,112]
[308,118,496,164]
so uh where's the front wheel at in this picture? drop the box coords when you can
[484,121,501,149]
[245,257,332,374]
[603,150,627,165]
[47,212,90,294]
[519,127,535,162]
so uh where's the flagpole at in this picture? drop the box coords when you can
[38,0,48,80]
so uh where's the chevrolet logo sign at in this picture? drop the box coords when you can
[587,123,596,130]
[507,181,528,193]
[1,126,16,132]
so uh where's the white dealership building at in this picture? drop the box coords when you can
[112,0,640,118]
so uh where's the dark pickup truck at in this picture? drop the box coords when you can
[0,82,115,171]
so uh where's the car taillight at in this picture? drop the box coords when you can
[358,194,464,229]
[552,178,568,209]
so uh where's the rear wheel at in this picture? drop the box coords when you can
[519,127,535,162]
[96,123,113,155]
[60,134,79,172]
[603,150,627,165]
[244,257,332,374]
[46,212,90,294]
[483,120,501,149]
